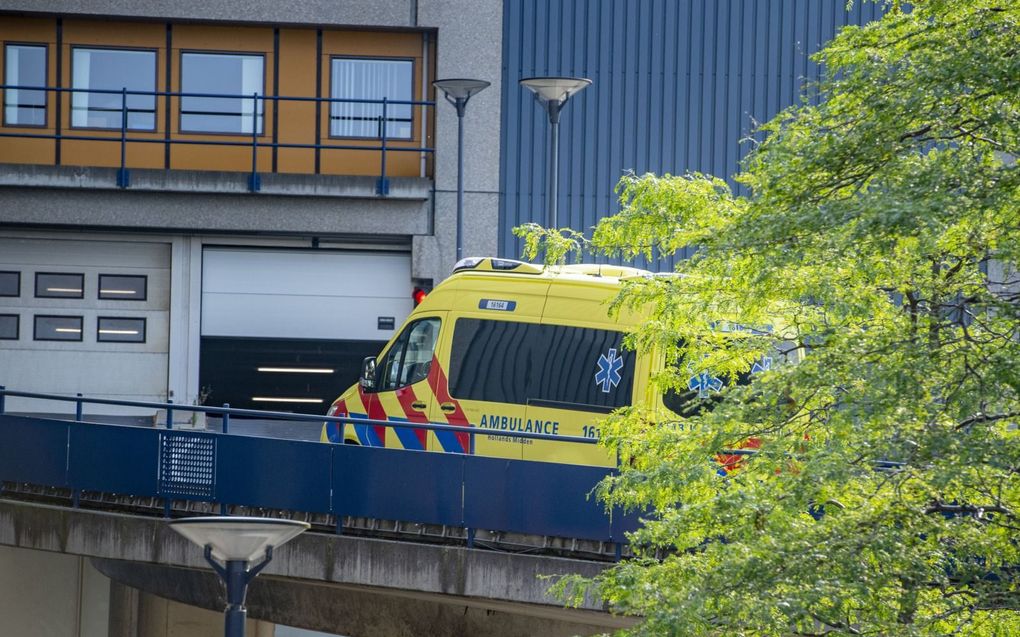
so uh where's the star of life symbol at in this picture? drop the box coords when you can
[750,356,773,375]
[688,356,773,398]
[595,348,624,393]
[688,371,723,398]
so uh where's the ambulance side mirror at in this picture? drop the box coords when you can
[360,357,376,390]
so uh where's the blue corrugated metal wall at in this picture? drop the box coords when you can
[499,0,883,267]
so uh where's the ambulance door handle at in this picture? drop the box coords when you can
[440,403,457,413]
[411,401,427,411]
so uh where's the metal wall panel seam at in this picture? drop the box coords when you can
[798,0,809,101]
[593,0,611,246]
[662,0,677,177]
[567,0,582,231]
[781,0,794,110]
[709,0,722,178]
[730,0,746,181]
[581,0,596,236]
[497,0,516,256]
[688,0,702,176]
[619,0,632,211]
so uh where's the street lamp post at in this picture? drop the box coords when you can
[169,516,309,637]
[519,77,591,229]
[433,78,491,261]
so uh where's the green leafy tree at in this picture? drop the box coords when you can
[518,1,1020,634]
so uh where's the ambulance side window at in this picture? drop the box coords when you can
[663,367,753,417]
[376,318,440,392]
[448,318,634,410]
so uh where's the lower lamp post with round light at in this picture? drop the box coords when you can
[169,516,309,637]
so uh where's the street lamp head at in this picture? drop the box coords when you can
[433,78,491,103]
[519,76,591,109]
[520,76,592,229]
[433,78,490,264]
[169,516,309,563]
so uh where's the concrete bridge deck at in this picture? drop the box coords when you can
[0,499,635,636]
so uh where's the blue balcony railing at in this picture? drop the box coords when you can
[0,84,435,195]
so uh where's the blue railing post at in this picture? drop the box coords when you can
[166,399,173,430]
[248,92,261,192]
[376,98,389,195]
[219,402,230,515]
[117,87,130,188]
[339,417,345,445]
[75,393,83,422]
[466,430,476,548]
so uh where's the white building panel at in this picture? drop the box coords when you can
[201,248,413,341]
[0,236,171,415]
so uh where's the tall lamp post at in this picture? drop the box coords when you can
[433,78,491,261]
[169,516,309,637]
[519,77,591,229]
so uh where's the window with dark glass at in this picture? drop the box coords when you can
[97,317,145,343]
[98,274,147,301]
[71,48,156,130]
[662,355,762,418]
[180,52,264,134]
[374,317,439,391]
[35,272,84,299]
[4,44,46,126]
[0,271,19,296]
[330,58,413,139]
[34,315,83,341]
[448,318,635,411]
[0,314,18,340]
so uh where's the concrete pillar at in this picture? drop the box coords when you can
[0,546,110,637]
[110,579,277,637]
[109,580,140,637]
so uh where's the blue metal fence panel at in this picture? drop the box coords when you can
[464,457,616,541]
[333,445,465,526]
[0,410,631,543]
[611,504,644,540]
[69,424,159,496]
[499,0,884,267]
[0,415,69,487]
[217,435,332,513]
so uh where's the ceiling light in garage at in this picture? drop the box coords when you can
[252,397,325,404]
[256,367,335,374]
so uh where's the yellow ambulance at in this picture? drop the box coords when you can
[320,256,749,467]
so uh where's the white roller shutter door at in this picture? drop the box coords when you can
[201,247,413,340]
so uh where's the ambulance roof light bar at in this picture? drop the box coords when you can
[452,257,544,275]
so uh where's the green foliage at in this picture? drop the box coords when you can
[520,1,1020,634]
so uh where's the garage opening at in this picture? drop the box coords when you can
[199,247,412,414]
